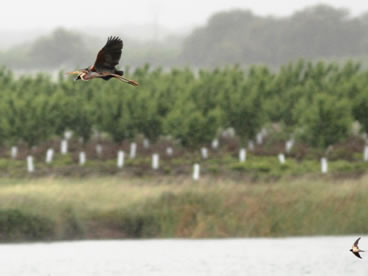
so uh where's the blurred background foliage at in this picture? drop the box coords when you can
[2,5,368,70]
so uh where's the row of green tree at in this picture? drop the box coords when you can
[0,60,367,152]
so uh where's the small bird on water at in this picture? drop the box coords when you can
[350,237,364,259]
[67,36,138,86]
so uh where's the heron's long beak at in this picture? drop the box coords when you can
[66,71,83,81]
[66,71,82,75]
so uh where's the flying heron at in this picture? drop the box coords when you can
[67,36,138,86]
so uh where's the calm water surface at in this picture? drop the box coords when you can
[0,236,367,276]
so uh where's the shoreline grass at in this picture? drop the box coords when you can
[0,175,367,241]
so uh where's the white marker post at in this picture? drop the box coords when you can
[261,128,267,136]
[201,147,208,159]
[193,163,200,181]
[130,142,137,159]
[46,149,54,164]
[117,151,125,168]
[64,131,72,140]
[364,145,368,162]
[96,144,103,157]
[79,152,86,166]
[152,154,159,170]
[278,153,286,164]
[285,139,294,153]
[143,139,150,149]
[166,147,173,156]
[321,158,328,174]
[11,146,17,159]
[61,139,68,155]
[256,133,263,145]
[248,141,255,151]
[239,148,247,162]
[211,139,219,150]
[27,156,34,173]
[227,128,235,138]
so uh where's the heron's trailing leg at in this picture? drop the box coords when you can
[111,74,139,87]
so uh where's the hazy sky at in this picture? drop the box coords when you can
[2,0,368,31]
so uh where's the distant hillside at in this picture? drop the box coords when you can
[2,4,368,70]
[0,28,183,70]
[181,5,368,66]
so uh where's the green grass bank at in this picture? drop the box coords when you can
[0,175,367,242]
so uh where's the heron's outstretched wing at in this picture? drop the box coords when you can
[92,36,123,72]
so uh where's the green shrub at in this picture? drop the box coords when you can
[0,209,54,240]
[296,94,353,150]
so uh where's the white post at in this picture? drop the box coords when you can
[256,133,263,144]
[96,144,103,157]
[261,128,267,136]
[152,154,159,170]
[64,131,72,140]
[278,153,286,164]
[321,158,328,174]
[364,145,368,162]
[248,141,255,151]
[285,139,294,153]
[79,152,86,166]
[143,139,150,149]
[211,139,219,149]
[117,151,125,168]
[201,147,208,159]
[11,146,18,159]
[45,149,54,164]
[193,163,200,181]
[166,147,173,156]
[130,142,137,159]
[61,139,68,155]
[27,156,34,173]
[239,148,247,162]
[228,128,235,138]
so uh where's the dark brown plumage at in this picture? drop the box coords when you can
[92,36,123,73]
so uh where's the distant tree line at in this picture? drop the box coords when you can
[1,5,368,69]
[181,5,368,66]
[0,29,181,70]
